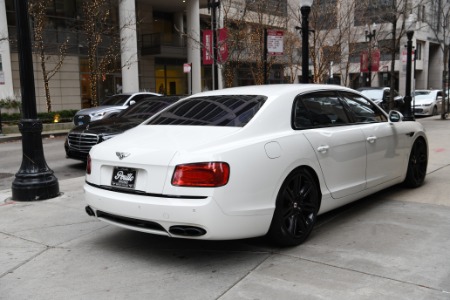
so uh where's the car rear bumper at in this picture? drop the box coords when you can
[84,183,272,240]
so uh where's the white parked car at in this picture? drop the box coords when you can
[84,84,428,246]
[73,92,162,125]
[413,89,446,116]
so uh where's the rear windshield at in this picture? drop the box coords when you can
[101,94,130,105]
[118,97,180,121]
[413,91,430,96]
[146,95,266,127]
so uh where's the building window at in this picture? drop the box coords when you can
[354,0,395,26]
[312,0,337,30]
[245,0,287,17]
[415,42,422,61]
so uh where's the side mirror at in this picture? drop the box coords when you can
[388,110,403,123]
[129,100,136,106]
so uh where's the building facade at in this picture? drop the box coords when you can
[0,0,448,113]
[0,0,208,112]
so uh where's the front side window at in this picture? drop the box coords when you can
[147,95,266,127]
[339,92,387,123]
[293,91,350,129]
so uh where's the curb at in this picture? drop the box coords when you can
[0,130,69,143]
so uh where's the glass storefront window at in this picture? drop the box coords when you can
[155,58,188,95]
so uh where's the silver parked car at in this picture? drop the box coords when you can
[73,92,161,126]
[413,89,446,116]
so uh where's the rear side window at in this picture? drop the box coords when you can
[293,91,350,129]
[147,95,266,127]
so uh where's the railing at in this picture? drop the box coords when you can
[140,32,186,55]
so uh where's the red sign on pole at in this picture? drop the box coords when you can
[183,63,192,73]
[203,30,213,65]
[360,48,380,72]
[360,50,369,72]
[218,28,228,63]
[371,49,380,71]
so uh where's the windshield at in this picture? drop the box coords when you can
[359,89,383,99]
[117,97,180,120]
[101,94,130,105]
[147,95,266,127]
[414,91,431,96]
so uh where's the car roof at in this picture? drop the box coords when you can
[114,92,162,97]
[357,87,389,91]
[188,84,358,100]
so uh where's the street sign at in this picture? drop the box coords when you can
[402,50,415,63]
[183,63,191,73]
[267,30,284,56]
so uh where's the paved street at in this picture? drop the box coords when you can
[1,116,450,299]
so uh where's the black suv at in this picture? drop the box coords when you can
[65,96,182,161]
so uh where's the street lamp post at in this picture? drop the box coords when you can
[12,0,59,201]
[300,0,313,84]
[365,23,376,87]
[208,0,220,90]
[404,15,416,121]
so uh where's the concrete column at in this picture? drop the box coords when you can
[217,3,224,89]
[174,12,184,47]
[119,0,139,92]
[0,0,14,98]
[186,0,201,94]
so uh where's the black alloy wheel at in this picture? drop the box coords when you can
[267,168,320,246]
[403,138,428,188]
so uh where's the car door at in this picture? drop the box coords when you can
[293,91,367,199]
[340,92,408,188]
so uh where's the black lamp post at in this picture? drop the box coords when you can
[365,23,376,87]
[208,0,220,90]
[11,0,59,201]
[300,0,313,83]
[403,15,416,121]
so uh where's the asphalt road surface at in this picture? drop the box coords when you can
[0,135,86,191]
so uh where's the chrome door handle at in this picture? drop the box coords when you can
[317,145,329,153]
[367,136,377,143]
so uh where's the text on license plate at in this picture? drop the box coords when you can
[111,167,137,189]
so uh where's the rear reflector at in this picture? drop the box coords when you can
[86,154,92,174]
[172,162,230,187]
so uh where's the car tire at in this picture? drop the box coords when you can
[267,168,320,246]
[432,106,438,116]
[403,138,428,188]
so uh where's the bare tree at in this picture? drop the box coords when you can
[288,0,362,85]
[82,0,121,107]
[355,0,426,109]
[29,0,69,112]
[220,0,288,86]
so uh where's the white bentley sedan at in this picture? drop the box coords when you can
[84,84,428,246]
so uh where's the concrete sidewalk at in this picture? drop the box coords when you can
[1,117,450,299]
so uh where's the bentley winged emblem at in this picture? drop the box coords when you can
[116,152,130,160]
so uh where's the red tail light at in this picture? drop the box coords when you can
[86,154,91,175]
[172,162,230,187]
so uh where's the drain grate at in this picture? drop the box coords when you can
[0,173,14,179]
